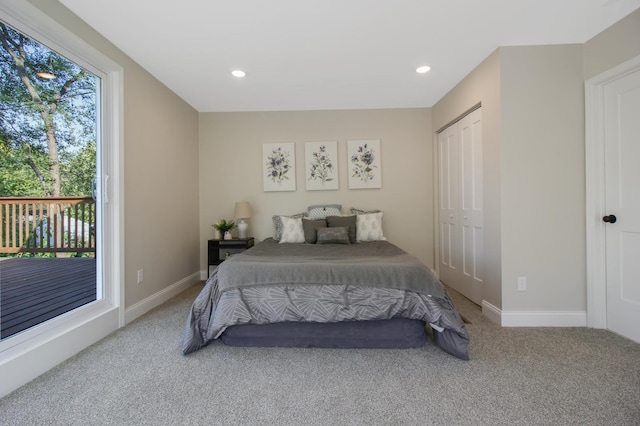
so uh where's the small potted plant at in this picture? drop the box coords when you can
[212,219,236,240]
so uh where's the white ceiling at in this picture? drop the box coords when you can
[59,0,640,112]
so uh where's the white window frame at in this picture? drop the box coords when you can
[0,0,124,398]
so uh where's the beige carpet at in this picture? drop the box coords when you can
[0,282,639,425]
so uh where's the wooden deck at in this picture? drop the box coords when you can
[0,257,96,339]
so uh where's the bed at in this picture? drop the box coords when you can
[181,237,470,360]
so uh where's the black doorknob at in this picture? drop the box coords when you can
[603,215,617,223]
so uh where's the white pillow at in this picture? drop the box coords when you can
[356,212,386,242]
[272,212,307,241]
[279,216,305,243]
[307,204,342,220]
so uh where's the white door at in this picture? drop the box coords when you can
[604,68,640,343]
[458,110,483,304]
[438,108,483,304]
[438,123,459,289]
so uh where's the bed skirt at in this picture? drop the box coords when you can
[220,318,428,349]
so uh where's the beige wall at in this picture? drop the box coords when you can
[123,67,200,305]
[30,0,201,308]
[426,11,639,317]
[28,0,640,317]
[198,109,434,271]
[584,8,640,80]
[432,51,502,309]
[432,44,586,314]
[500,44,585,312]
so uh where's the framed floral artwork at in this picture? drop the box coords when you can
[305,141,338,191]
[348,139,381,189]
[263,142,296,191]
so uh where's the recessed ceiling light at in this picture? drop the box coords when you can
[416,66,431,74]
[231,70,246,78]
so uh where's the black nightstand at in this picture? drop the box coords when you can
[208,237,254,276]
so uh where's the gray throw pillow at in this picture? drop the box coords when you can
[350,207,381,215]
[326,215,357,243]
[302,219,327,244]
[316,226,351,245]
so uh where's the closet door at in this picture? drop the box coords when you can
[438,123,459,289]
[458,110,483,303]
[438,108,483,304]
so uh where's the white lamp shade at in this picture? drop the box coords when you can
[234,202,252,219]
[235,202,252,238]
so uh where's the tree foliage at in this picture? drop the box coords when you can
[0,141,49,195]
[61,141,96,196]
[0,21,96,197]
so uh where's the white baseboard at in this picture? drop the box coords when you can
[502,310,587,327]
[125,272,200,324]
[481,301,587,327]
[482,300,502,325]
[200,269,213,281]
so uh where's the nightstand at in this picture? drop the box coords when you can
[207,237,254,276]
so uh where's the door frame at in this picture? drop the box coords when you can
[433,104,482,303]
[585,54,640,329]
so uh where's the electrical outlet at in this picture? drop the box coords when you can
[137,269,144,284]
[517,276,527,291]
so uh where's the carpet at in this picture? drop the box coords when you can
[0,282,638,426]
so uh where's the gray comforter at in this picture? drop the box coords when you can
[181,239,470,359]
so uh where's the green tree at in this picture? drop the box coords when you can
[0,22,96,197]
[0,141,48,196]
[61,140,96,196]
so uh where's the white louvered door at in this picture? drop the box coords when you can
[438,108,483,304]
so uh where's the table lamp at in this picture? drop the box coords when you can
[234,202,252,238]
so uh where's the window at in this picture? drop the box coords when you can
[0,1,123,398]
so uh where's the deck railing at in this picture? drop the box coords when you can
[0,197,96,254]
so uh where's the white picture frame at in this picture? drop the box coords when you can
[348,139,382,189]
[305,141,339,191]
[263,142,296,192]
